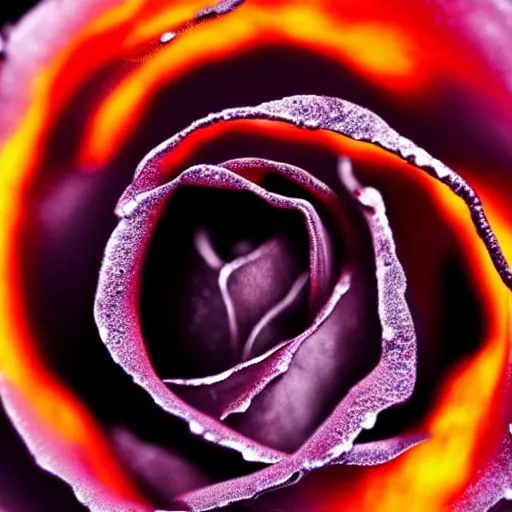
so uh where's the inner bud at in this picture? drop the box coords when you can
[140,186,314,379]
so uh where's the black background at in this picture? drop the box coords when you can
[0,0,39,24]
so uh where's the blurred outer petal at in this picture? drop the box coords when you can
[110,428,211,505]
[434,0,512,92]
[0,403,85,512]
[0,381,149,512]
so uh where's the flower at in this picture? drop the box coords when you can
[0,1,511,511]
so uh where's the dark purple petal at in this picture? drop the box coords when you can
[217,237,304,352]
[95,166,298,465]
[225,160,410,455]
[164,271,350,422]
[226,260,378,452]
[161,159,358,425]
[241,271,309,360]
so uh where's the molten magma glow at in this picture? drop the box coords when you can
[77,0,512,168]
[8,0,510,174]
[0,0,510,508]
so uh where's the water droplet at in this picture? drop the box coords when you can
[304,119,319,129]
[204,432,215,442]
[160,31,176,44]
[361,413,377,430]
[121,199,138,217]
[189,421,204,435]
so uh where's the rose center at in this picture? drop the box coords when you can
[141,185,317,379]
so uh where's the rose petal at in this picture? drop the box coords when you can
[0,403,86,512]
[218,237,305,352]
[0,381,150,512]
[164,159,358,423]
[339,434,428,467]
[225,264,379,453]
[241,271,309,360]
[95,94,511,509]
[98,162,335,450]
[96,166,308,465]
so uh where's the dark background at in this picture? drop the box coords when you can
[0,0,39,24]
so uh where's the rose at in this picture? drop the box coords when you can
[0,1,510,512]
[0,1,511,511]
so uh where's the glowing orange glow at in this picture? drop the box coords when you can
[78,0,512,168]
[4,0,213,189]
